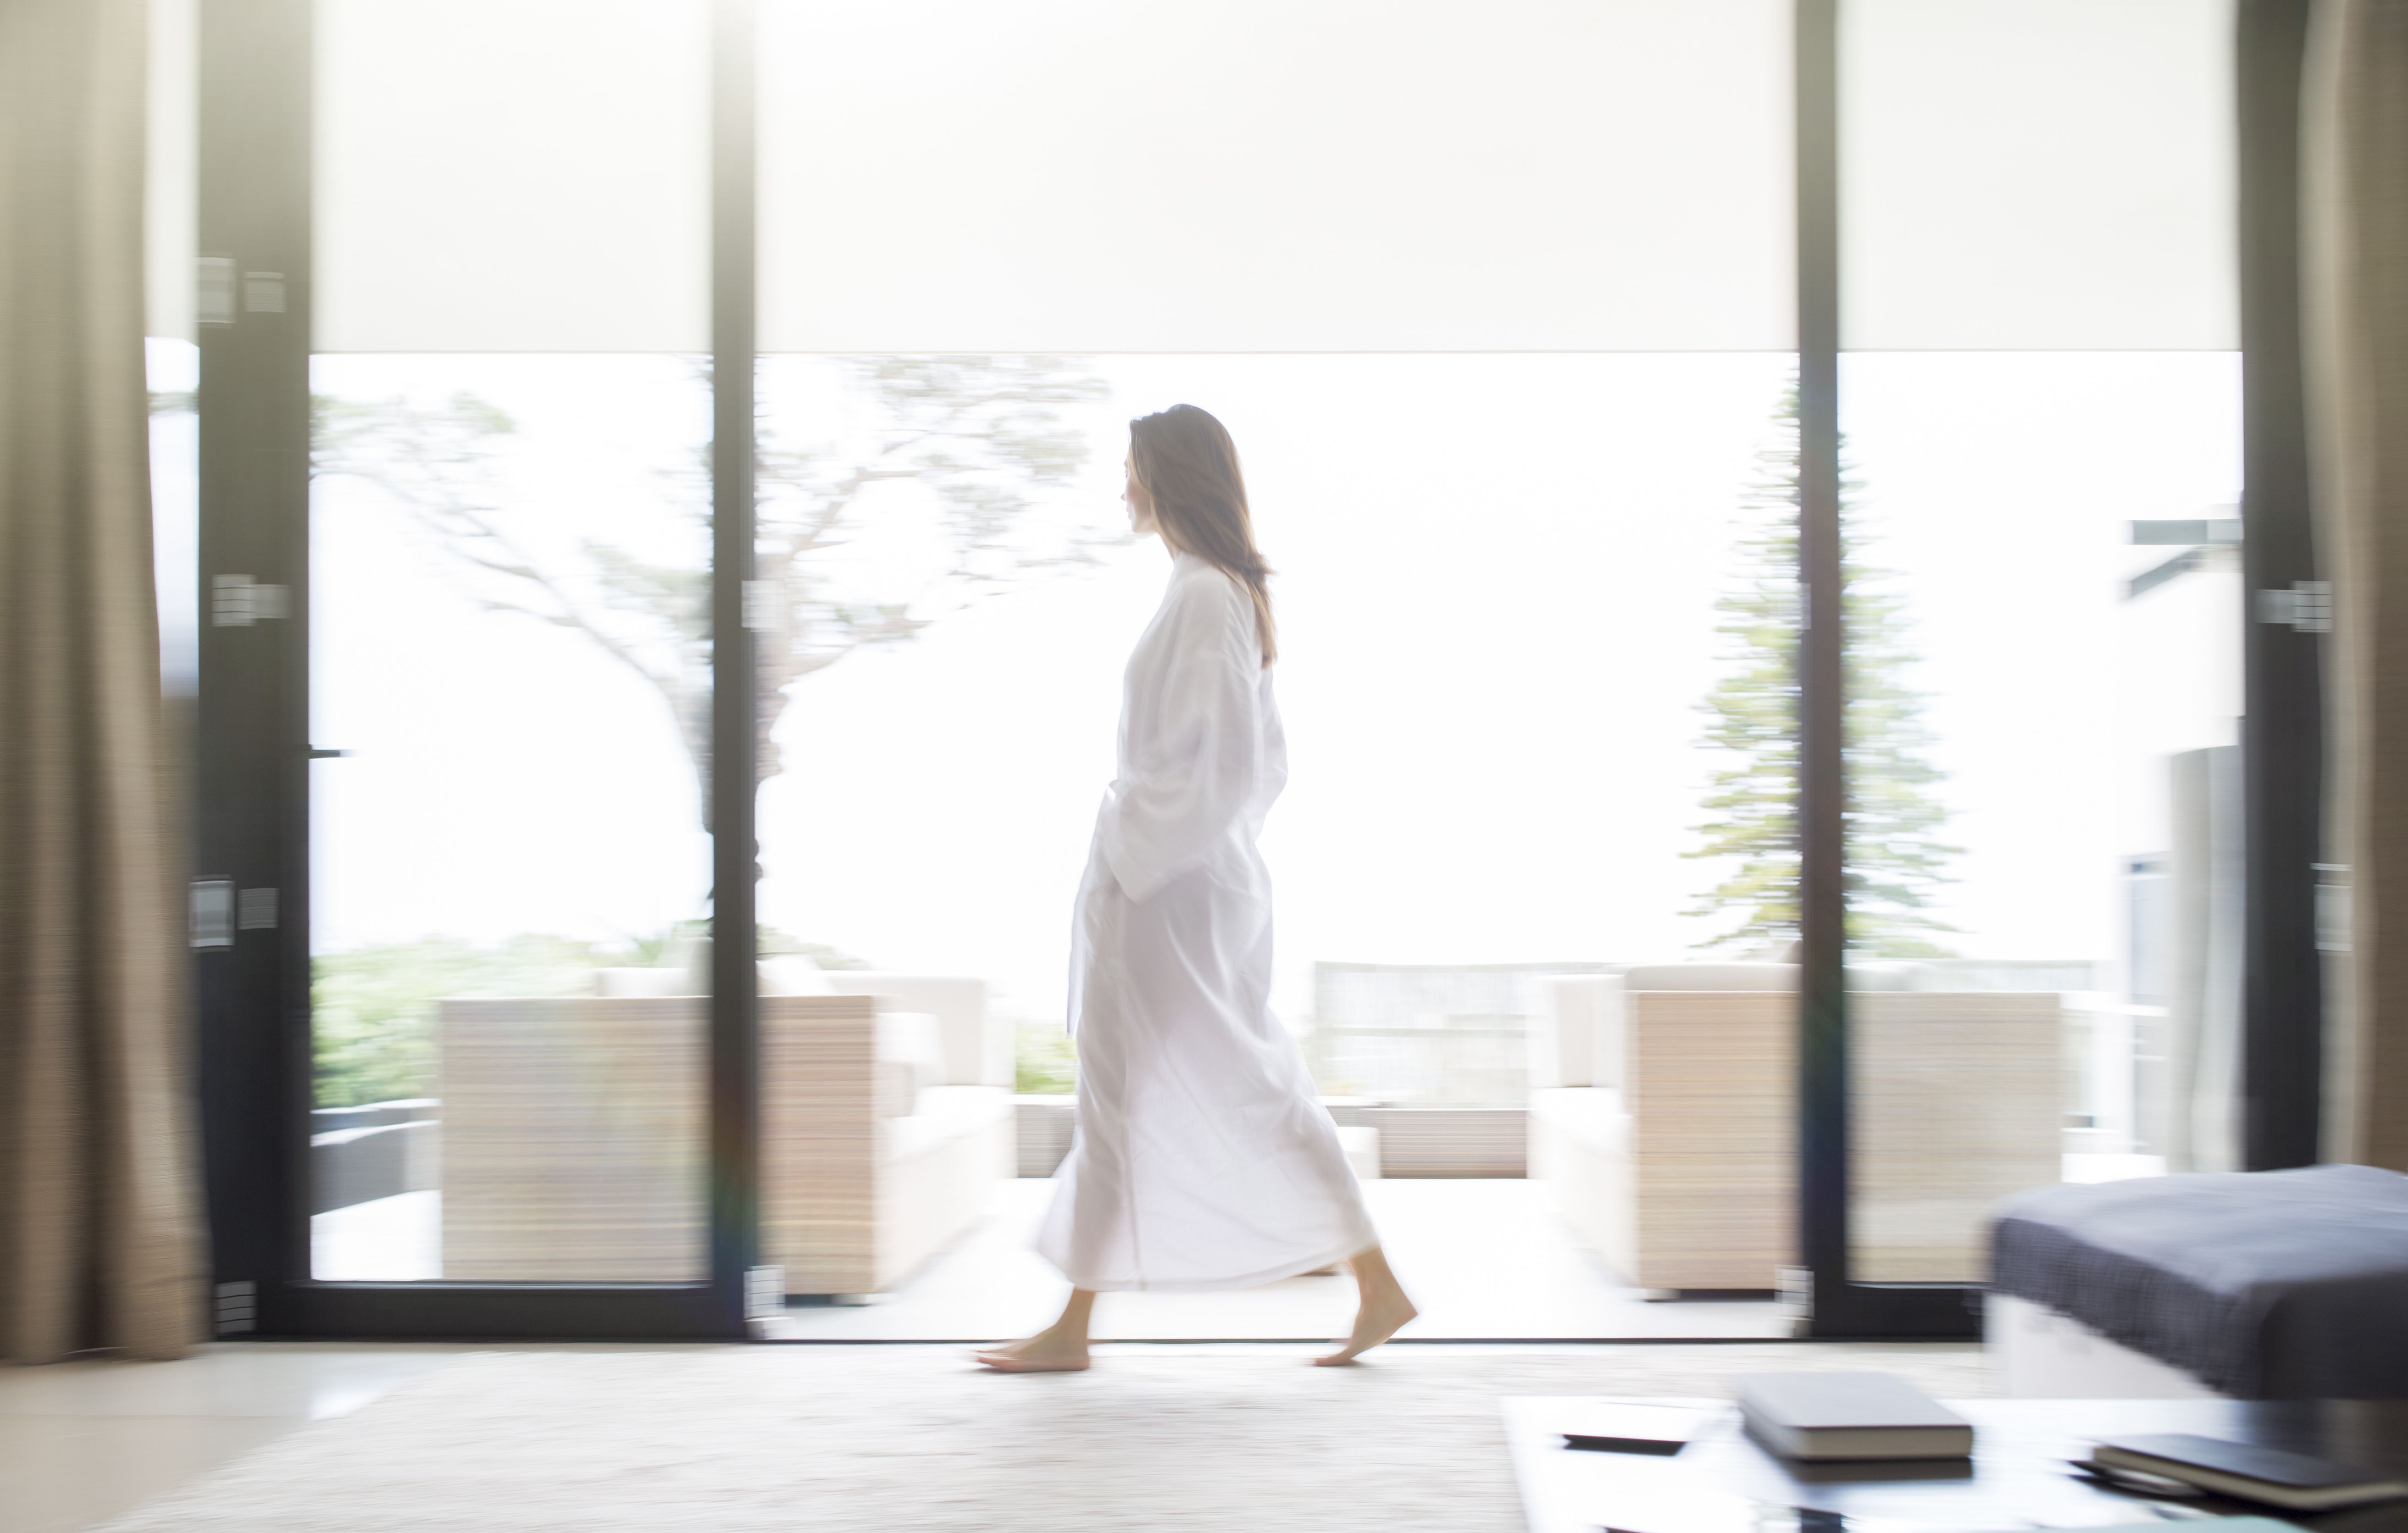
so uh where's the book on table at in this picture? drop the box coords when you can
[2089,1434,2408,1511]
[1731,1372,1974,1461]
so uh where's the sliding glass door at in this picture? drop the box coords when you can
[188,0,2316,1342]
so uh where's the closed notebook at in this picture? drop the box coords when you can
[1732,1372,1973,1461]
[2042,1511,2302,1521]
[1558,1403,1709,1456]
[2091,1435,2408,1512]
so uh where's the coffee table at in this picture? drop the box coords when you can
[1504,1397,2408,1533]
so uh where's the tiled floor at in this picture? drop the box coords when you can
[0,1343,466,1533]
[762,1178,1792,1341]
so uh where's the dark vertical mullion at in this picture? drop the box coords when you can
[1797,0,1977,1341]
[195,0,314,1327]
[2235,0,2322,1172]
[708,0,761,1335]
[1794,0,1853,1329]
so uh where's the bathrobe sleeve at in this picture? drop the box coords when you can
[1097,571,1263,903]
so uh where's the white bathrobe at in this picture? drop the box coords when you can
[1036,553,1376,1292]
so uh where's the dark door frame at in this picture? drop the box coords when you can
[192,0,760,1340]
[1792,0,2325,1339]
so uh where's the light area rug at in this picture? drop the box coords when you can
[97,1342,1992,1532]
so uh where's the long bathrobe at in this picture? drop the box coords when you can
[1036,552,1376,1292]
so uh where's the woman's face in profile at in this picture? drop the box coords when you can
[1123,450,1157,537]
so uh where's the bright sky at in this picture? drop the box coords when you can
[204,346,2245,1029]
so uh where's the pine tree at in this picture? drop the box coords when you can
[1683,386,1959,957]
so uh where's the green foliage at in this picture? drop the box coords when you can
[311,934,612,1109]
[312,924,869,1108]
[1684,386,1960,957]
[1685,414,1808,951]
[1014,1019,1078,1097]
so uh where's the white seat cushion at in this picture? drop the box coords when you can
[1535,975,1616,1088]
[1527,1085,1629,1155]
[1336,1124,1381,1180]
[822,974,997,1086]
[870,1012,946,1118]
[881,1084,1013,1165]
[591,966,695,997]
[759,955,838,995]
[1844,961,1932,992]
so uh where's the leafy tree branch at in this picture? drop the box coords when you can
[311,355,1121,830]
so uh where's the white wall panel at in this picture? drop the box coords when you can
[314,0,709,353]
[758,0,1795,353]
[1842,0,2237,351]
[304,0,2233,355]
[148,0,196,340]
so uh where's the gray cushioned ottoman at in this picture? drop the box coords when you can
[1991,1163,2408,1399]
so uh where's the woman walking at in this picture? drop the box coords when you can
[977,405,1416,1372]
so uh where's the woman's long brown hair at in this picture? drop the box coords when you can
[1129,404,1276,665]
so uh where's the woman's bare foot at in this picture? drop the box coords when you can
[975,1288,1096,1373]
[971,1333,1092,1373]
[1314,1245,1417,1366]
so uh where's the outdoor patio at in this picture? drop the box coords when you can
[759,1177,1792,1342]
[311,1176,1791,1340]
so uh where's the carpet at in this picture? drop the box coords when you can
[97,1342,1992,1532]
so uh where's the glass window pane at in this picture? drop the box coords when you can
[308,0,713,1283]
[1842,352,2243,1283]
[310,355,715,1282]
[1839,0,2242,1287]
[757,0,1793,352]
[1841,0,2237,350]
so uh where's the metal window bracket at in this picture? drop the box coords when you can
[212,574,290,627]
[214,1281,257,1335]
[744,1266,787,1331]
[2257,580,2332,633]
[191,878,234,950]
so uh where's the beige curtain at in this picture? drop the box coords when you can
[2309,0,2408,1172]
[0,0,205,1361]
